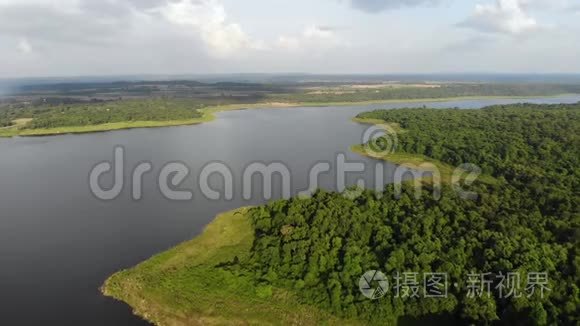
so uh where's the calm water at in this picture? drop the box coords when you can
[1,96,579,326]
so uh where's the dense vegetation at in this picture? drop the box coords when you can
[104,102,579,325]
[270,84,580,103]
[357,103,579,204]
[104,208,361,325]
[0,116,11,127]
[0,98,203,130]
[230,103,579,324]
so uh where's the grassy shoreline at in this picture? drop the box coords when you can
[102,207,361,326]
[1,94,576,138]
[0,118,213,138]
[350,118,498,185]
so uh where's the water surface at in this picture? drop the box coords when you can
[1,96,579,325]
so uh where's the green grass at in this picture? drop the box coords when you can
[0,115,215,138]
[102,207,362,326]
[350,120,498,186]
[351,145,457,182]
[351,117,406,133]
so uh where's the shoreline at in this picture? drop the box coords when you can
[1,94,577,138]
[101,207,252,326]
[0,118,213,138]
[99,106,572,325]
[350,119,498,185]
[102,207,360,325]
[101,113,502,326]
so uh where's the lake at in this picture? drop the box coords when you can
[1,96,579,325]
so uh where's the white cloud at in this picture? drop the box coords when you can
[157,0,262,57]
[277,25,343,51]
[459,0,540,35]
[0,0,578,76]
[0,0,356,76]
[0,0,261,58]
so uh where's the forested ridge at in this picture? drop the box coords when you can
[227,103,579,325]
[0,98,203,129]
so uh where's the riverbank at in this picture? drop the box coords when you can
[102,207,360,326]
[2,94,576,138]
[0,117,214,138]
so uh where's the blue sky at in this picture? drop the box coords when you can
[0,0,578,77]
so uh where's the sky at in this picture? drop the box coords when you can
[0,0,579,77]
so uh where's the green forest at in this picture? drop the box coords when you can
[0,117,10,127]
[225,103,579,324]
[0,98,203,129]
